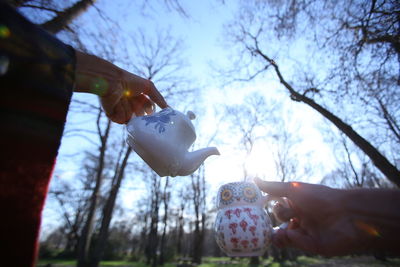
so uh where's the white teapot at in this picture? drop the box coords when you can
[126,107,220,177]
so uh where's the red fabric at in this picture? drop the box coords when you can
[0,139,58,267]
[0,3,75,266]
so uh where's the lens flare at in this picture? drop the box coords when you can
[291,182,300,188]
[123,89,132,97]
[0,25,10,38]
[354,220,380,237]
[90,77,108,96]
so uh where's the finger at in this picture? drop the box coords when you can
[143,80,168,108]
[130,94,153,115]
[121,97,132,123]
[145,101,156,115]
[273,202,296,222]
[142,97,155,115]
[286,229,318,254]
[133,98,148,117]
[254,178,291,197]
[109,102,126,124]
[135,108,145,117]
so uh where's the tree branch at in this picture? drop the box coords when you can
[40,0,97,34]
[251,43,400,186]
[20,4,61,14]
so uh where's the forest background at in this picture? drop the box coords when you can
[9,0,399,266]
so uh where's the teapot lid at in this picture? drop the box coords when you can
[186,111,196,120]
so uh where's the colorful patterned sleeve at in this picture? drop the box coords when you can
[0,2,75,267]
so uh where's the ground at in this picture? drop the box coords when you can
[37,256,400,267]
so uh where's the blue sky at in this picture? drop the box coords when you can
[33,0,339,236]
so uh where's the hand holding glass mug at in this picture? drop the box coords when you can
[253,178,400,257]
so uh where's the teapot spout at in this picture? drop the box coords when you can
[178,147,220,176]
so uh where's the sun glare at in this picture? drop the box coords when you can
[206,140,276,189]
[244,142,275,179]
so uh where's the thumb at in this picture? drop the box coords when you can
[254,178,290,197]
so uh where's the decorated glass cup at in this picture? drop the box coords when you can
[214,181,277,257]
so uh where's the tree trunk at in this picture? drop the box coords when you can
[295,90,400,187]
[198,166,207,263]
[177,202,185,256]
[191,171,204,264]
[255,48,400,187]
[77,117,111,267]
[159,178,170,266]
[65,207,82,255]
[145,175,160,267]
[192,221,201,264]
[138,212,149,256]
[89,146,132,267]
[41,0,97,34]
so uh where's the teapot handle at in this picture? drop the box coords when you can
[273,221,289,234]
[261,194,286,206]
[261,194,290,236]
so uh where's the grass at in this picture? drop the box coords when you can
[37,259,76,265]
[296,255,325,265]
[100,261,140,266]
[37,259,140,266]
[37,259,177,267]
[37,256,400,267]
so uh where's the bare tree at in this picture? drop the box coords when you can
[129,28,193,104]
[76,110,111,267]
[50,183,88,254]
[175,188,189,256]
[271,126,305,183]
[224,92,278,180]
[89,145,132,267]
[16,0,97,34]
[222,0,400,186]
[321,130,396,189]
[45,179,89,256]
[158,177,171,266]
[139,0,190,19]
[40,0,97,34]
[189,167,205,264]
[130,199,151,259]
[145,172,162,267]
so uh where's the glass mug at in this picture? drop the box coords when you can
[214,181,281,257]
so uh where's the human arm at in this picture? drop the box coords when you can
[75,50,168,124]
[254,178,400,256]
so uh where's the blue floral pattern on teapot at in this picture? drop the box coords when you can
[142,108,177,133]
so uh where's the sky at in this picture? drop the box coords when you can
[33,0,339,236]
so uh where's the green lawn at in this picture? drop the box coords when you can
[37,256,400,267]
[200,256,400,267]
[37,259,156,267]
